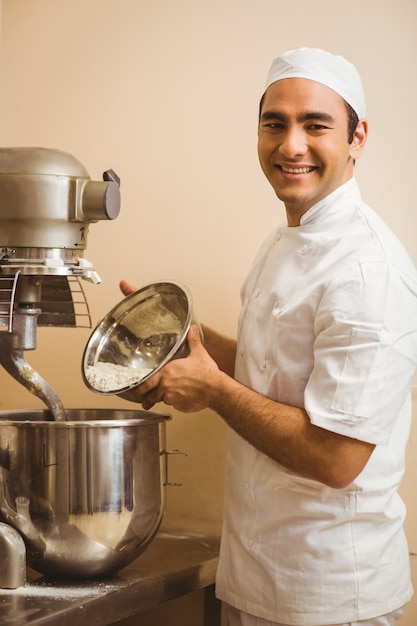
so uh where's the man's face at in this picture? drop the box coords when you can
[257,78,366,226]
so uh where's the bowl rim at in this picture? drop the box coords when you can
[0,407,172,427]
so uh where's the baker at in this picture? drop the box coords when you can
[121,47,417,626]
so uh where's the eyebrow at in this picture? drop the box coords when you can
[260,110,335,124]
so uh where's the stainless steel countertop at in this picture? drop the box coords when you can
[0,530,220,625]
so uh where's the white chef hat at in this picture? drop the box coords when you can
[264,47,366,119]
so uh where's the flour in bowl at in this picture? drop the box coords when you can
[86,362,153,392]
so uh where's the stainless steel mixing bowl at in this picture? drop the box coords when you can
[82,281,199,396]
[0,408,170,579]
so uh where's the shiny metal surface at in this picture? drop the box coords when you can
[0,531,221,626]
[0,147,120,255]
[0,522,26,589]
[0,282,68,421]
[83,281,200,395]
[0,147,121,419]
[0,333,67,421]
[0,409,170,579]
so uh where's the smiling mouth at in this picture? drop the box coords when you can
[278,165,317,174]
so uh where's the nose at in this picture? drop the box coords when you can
[278,126,307,158]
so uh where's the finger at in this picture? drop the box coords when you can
[141,387,165,410]
[142,397,156,410]
[119,280,137,296]
[121,373,158,405]
[187,324,203,352]
[120,390,146,404]
[123,388,157,409]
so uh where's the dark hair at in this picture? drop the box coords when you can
[258,93,359,144]
[344,100,359,144]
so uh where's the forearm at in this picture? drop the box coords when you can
[200,324,237,377]
[207,370,374,489]
[132,325,374,488]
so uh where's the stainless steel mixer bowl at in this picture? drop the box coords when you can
[0,408,170,579]
[82,281,200,396]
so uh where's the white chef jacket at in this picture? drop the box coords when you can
[215,179,417,626]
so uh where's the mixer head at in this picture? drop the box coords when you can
[0,147,121,331]
[0,147,121,420]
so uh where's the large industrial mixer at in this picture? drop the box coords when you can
[0,146,120,420]
[0,148,170,584]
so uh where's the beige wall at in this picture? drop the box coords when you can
[0,1,416,623]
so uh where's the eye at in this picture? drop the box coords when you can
[308,124,329,131]
[261,122,285,131]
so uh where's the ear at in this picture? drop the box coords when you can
[349,120,368,160]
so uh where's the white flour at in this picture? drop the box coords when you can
[0,579,123,598]
[85,362,153,392]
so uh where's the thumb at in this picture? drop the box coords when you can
[119,280,137,296]
[187,324,203,352]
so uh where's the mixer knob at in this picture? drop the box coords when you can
[80,176,121,222]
